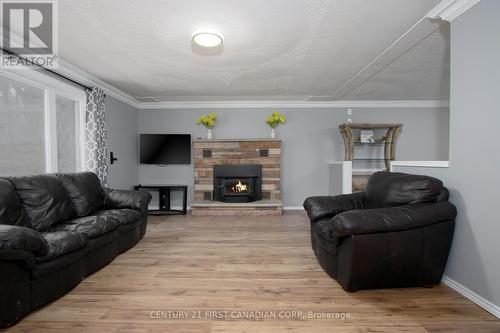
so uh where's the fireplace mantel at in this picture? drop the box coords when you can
[192,138,281,142]
[192,138,282,215]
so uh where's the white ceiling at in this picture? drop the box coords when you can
[343,25,450,100]
[58,0,448,102]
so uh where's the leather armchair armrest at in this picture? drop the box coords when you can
[104,188,152,211]
[0,225,49,259]
[303,192,365,223]
[331,201,457,237]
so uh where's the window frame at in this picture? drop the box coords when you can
[1,70,87,173]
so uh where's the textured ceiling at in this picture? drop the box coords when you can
[58,0,447,102]
[343,25,450,100]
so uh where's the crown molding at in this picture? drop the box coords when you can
[3,15,451,111]
[54,59,141,108]
[3,17,453,111]
[137,100,449,110]
[426,0,481,22]
[3,31,139,108]
[3,58,449,110]
[138,100,334,109]
[4,54,449,110]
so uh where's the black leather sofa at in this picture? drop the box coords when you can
[304,172,457,292]
[0,172,152,327]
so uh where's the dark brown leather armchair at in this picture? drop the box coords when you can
[303,172,456,292]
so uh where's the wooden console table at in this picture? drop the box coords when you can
[134,185,187,215]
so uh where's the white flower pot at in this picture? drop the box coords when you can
[270,128,276,139]
[207,128,213,139]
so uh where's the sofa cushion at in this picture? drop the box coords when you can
[96,209,141,226]
[36,231,88,263]
[58,172,105,217]
[0,178,30,227]
[0,225,48,257]
[50,215,120,239]
[365,172,444,208]
[10,174,75,231]
[118,220,140,234]
[31,244,87,280]
[104,189,152,211]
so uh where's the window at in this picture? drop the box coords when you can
[0,75,45,176]
[0,72,85,177]
[56,95,81,173]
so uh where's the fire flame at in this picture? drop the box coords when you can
[231,180,248,193]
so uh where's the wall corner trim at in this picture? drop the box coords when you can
[442,275,500,319]
[426,0,481,22]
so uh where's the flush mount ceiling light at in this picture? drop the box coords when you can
[192,30,224,48]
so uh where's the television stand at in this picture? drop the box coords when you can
[134,184,187,215]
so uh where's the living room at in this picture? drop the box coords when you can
[1,0,499,332]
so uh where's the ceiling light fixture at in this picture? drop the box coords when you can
[192,30,224,48]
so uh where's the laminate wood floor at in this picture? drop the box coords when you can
[5,212,499,333]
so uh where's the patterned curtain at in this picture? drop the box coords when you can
[85,87,108,186]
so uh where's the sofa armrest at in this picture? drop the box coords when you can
[104,188,152,211]
[303,192,365,223]
[331,201,457,237]
[0,225,48,260]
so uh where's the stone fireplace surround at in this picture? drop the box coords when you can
[191,139,282,216]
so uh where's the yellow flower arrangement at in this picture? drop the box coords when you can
[266,111,286,129]
[196,113,216,129]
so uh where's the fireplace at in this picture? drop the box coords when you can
[213,165,262,203]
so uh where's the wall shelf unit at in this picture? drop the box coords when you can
[339,123,403,191]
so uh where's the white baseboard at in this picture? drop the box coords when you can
[283,206,304,211]
[442,275,500,319]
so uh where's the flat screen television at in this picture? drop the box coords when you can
[139,134,191,164]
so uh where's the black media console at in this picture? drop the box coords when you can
[134,184,188,215]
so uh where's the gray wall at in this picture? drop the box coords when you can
[396,0,500,313]
[106,96,139,189]
[446,0,500,310]
[138,107,449,206]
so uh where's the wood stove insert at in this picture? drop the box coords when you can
[213,165,262,203]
